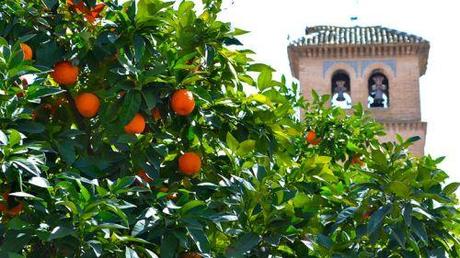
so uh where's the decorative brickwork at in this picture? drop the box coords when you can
[288,26,430,155]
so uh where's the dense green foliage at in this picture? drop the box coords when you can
[1,0,460,257]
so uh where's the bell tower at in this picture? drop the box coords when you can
[288,26,430,155]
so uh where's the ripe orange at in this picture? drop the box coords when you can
[124,113,145,134]
[158,186,169,193]
[166,193,178,200]
[351,155,365,167]
[151,107,161,121]
[51,61,79,86]
[306,131,321,145]
[171,89,195,116]
[0,193,24,217]
[6,202,24,217]
[178,152,201,176]
[67,0,105,23]
[75,93,100,118]
[20,43,33,60]
[137,170,154,183]
[181,252,202,258]
[362,209,373,220]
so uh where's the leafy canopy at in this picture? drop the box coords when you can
[0,0,460,257]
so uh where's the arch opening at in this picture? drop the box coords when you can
[368,70,389,108]
[331,70,352,109]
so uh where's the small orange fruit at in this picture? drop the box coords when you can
[137,170,154,183]
[152,107,161,121]
[362,209,373,220]
[351,155,365,167]
[51,61,79,86]
[171,89,195,116]
[20,43,33,60]
[158,186,169,193]
[124,113,145,134]
[75,93,100,118]
[6,202,24,217]
[181,252,202,258]
[166,193,178,200]
[306,131,321,145]
[178,152,201,176]
[0,193,24,217]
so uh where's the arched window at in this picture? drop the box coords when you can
[368,70,389,108]
[331,70,352,109]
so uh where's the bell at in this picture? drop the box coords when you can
[337,91,345,101]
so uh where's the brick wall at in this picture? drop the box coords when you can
[296,55,426,155]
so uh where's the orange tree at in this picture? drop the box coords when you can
[1,0,460,257]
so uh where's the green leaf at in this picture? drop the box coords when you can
[28,177,50,188]
[160,233,177,258]
[225,233,261,257]
[187,226,210,253]
[403,203,412,226]
[181,200,206,215]
[125,247,140,258]
[390,223,406,248]
[443,182,460,195]
[411,218,428,245]
[48,226,74,240]
[236,140,255,156]
[367,204,391,235]
[335,207,357,225]
[386,181,411,198]
[316,234,333,249]
[8,129,21,147]
[226,132,239,152]
[111,176,135,194]
[57,140,76,165]
[119,90,142,125]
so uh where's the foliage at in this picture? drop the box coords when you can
[0,0,459,257]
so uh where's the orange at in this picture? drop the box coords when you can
[166,193,178,200]
[181,252,202,258]
[124,113,145,134]
[51,61,79,86]
[20,43,33,60]
[75,93,100,118]
[158,186,169,193]
[152,107,161,121]
[306,131,321,145]
[0,193,24,217]
[171,89,195,116]
[351,155,365,167]
[137,170,154,183]
[67,0,105,23]
[362,209,373,220]
[178,152,201,176]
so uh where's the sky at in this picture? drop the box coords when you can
[216,0,460,183]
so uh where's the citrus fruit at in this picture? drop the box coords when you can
[75,93,100,118]
[171,89,195,116]
[124,113,145,134]
[306,131,321,145]
[51,61,79,86]
[137,170,154,183]
[20,43,33,60]
[178,152,201,176]
[152,107,161,121]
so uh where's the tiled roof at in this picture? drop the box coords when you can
[290,26,428,46]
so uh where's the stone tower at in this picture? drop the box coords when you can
[288,26,430,155]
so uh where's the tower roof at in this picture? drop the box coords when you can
[287,25,430,78]
[291,25,428,46]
